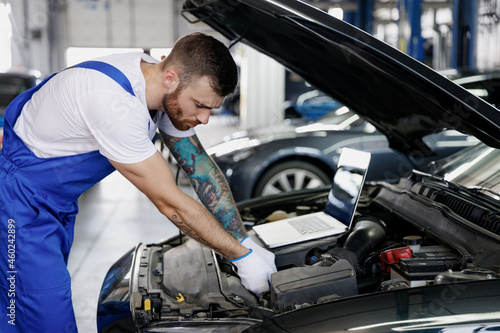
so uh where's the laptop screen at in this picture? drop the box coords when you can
[252,147,371,249]
[324,148,371,226]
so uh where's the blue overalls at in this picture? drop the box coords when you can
[0,62,136,332]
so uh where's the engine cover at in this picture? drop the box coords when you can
[270,259,357,311]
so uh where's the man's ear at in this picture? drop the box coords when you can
[163,68,179,93]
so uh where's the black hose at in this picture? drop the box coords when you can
[343,218,387,262]
[323,218,387,272]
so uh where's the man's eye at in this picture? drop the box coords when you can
[197,105,211,110]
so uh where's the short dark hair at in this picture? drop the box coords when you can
[162,32,238,97]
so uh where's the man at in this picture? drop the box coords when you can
[0,32,276,332]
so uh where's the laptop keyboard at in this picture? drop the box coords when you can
[289,216,333,235]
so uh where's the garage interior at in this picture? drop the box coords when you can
[1,0,499,331]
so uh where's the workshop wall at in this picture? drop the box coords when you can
[67,0,175,49]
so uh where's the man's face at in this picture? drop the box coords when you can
[162,76,224,132]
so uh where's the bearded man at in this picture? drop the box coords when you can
[0,32,276,332]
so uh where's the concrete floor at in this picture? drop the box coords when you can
[67,115,239,332]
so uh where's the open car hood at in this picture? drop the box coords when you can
[182,0,500,155]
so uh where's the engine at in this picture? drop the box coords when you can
[129,184,500,327]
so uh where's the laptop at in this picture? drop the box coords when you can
[253,147,371,248]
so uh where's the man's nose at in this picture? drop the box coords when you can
[197,108,211,125]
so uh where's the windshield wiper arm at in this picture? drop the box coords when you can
[413,169,500,204]
[465,186,500,199]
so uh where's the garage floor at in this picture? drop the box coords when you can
[67,115,239,332]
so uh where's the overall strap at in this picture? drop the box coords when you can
[72,60,136,97]
[1,60,137,202]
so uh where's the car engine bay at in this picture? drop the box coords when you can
[129,173,500,328]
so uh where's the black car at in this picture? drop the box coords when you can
[97,1,500,332]
[209,108,479,202]
[208,72,498,202]
[0,71,41,150]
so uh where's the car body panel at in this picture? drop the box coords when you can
[249,281,500,333]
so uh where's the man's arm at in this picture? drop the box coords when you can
[159,131,247,241]
[108,152,247,260]
[110,140,277,295]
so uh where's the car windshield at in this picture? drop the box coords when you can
[432,143,500,199]
[0,77,31,104]
[0,75,35,114]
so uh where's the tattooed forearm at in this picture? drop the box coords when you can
[170,214,223,253]
[161,131,247,241]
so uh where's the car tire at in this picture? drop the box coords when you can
[254,161,330,197]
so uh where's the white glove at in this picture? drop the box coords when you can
[231,236,277,295]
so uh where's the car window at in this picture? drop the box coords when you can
[435,144,500,195]
[0,76,33,110]
[459,78,500,108]
[423,130,479,150]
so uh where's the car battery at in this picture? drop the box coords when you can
[390,246,462,287]
[270,259,357,312]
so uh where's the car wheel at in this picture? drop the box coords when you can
[254,161,330,197]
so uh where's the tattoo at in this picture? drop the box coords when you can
[160,131,247,240]
[170,214,223,253]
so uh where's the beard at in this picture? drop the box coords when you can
[162,88,190,131]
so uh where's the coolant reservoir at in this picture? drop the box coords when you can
[403,235,423,253]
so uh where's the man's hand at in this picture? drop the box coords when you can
[231,237,277,296]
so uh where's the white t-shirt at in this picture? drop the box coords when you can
[14,53,195,163]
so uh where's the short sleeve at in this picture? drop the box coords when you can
[81,87,157,164]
